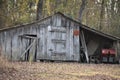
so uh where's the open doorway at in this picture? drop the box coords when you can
[19,34,37,61]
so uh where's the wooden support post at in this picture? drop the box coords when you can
[80,30,89,63]
[116,40,120,62]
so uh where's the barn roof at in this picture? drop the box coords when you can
[56,12,120,41]
[0,12,120,41]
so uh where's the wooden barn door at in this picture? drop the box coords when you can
[19,34,37,61]
[47,26,67,60]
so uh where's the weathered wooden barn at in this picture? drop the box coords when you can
[0,12,120,62]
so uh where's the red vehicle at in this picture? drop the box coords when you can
[102,49,116,55]
[89,49,120,64]
[101,49,116,63]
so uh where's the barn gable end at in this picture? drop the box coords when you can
[0,13,80,61]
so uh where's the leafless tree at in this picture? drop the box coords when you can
[36,0,43,20]
[79,0,87,22]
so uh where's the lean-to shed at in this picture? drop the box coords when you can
[0,12,119,62]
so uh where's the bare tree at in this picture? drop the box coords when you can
[0,0,7,28]
[79,0,87,22]
[36,0,43,20]
[118,0,120,15]
[99,0,105,31]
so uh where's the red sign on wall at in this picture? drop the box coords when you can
[73,30,79,36]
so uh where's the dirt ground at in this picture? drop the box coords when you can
[0,62,120,80]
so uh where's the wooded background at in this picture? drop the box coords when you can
[0,0,120,37]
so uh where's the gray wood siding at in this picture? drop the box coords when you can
[0,14,80,61]
[51,14,80,61]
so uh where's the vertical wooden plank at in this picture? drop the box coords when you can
[76,26,80,61]
[52,15,57,26]
[72,25,80,61]
[2,31,7,59]
[47,25,52,59]
[36,24,41,59]
[37,25,45,59]
[80,30,89,63]
[0,32,2,56]
[56,15,61,27]
[39,26,44,59]
[42,26,47,59]
[11,29,18,60]
[0,32,5,58]
[5,31,12,60]
[66,21,70,60]
[69,23,73,60]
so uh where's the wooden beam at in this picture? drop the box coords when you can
[19,35,37,39]
[80,30,89,63]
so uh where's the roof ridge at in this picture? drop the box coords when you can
[0,12,119,40]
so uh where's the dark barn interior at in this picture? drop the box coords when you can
[84,29,113,55]
[80,27,118,63]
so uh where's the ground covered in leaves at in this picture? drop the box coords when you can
[0,61,120,80]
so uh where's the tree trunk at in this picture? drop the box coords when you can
[118,0,120,15]
[36,0,43,20]
[0,0,7,29]
[79,0,87,22]
[99,0,104,31]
